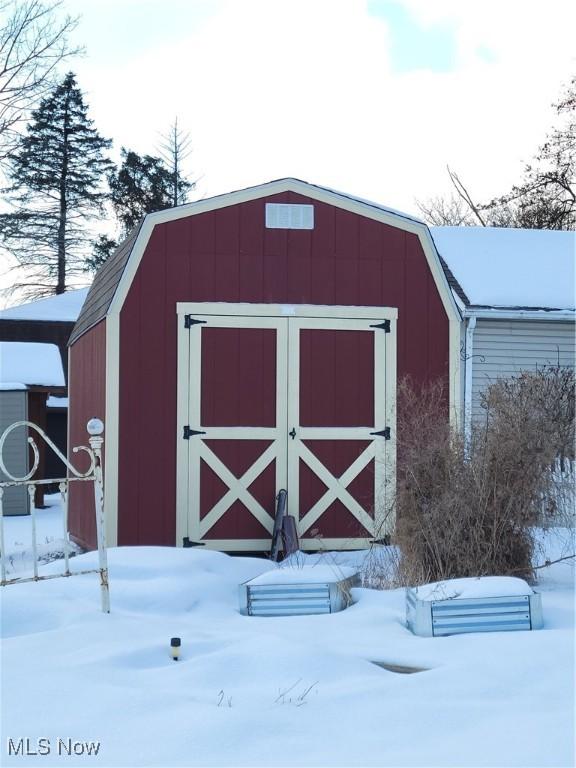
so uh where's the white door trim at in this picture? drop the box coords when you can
[287,316,391,544]
[177,302,398,321]
[175,303,397,549]
[180,314,287,548]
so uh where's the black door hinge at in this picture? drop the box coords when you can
[370,320,390,332]
[183,537,205,547]
[183,426,206,439]
[184,315,207,329]
[370,427,391,439]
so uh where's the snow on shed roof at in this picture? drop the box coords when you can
[430,227,576,311]
[0,342,65,388]
[0,288,89,322]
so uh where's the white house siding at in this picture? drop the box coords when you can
[0,390,28,515]
[471,319,576,421]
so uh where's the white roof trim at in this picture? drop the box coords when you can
[108,177,460,323]
[464,308,576,321]
[451,289,466,313]
[144,177,425,228]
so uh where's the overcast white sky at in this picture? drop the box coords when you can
[1,0,575,305]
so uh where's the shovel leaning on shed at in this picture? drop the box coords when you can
[270,489,299,561]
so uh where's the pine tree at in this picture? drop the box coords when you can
[109,148,178,233]
[85,233,118,272]
[87,146,193,271]
[0,72,112,297]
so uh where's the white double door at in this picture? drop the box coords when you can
[180,307,395,550]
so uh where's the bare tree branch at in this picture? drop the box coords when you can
[447,165,487,226]
[415,194,475,226]
[156,116,195,206]
[531,554,575,572]
[0,0,82,159]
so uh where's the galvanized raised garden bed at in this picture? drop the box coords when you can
[406,577,544,637]
[240,566,360,617]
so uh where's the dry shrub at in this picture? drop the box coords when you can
[393,367,575,586]
[482,366,575,528]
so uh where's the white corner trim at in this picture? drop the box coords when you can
[175,310,190,547]
[464,316,476,445]
[104,313,119,547]
[418,227,463,426]
[449,317,462,428]
[66,343,71,468]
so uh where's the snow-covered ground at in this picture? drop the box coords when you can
[1,493,81,578]
[1,499,574,767]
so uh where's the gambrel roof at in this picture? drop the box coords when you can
[69,224,142,344]
[69,178,461,345]
[71,179,576,345]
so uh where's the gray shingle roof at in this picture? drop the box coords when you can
[68,223,142,345]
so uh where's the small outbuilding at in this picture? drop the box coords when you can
[68,179,461,551]
[68,179,575,553]
[0,290,88,513]
[0,288,89,381]
[0,342,66,514]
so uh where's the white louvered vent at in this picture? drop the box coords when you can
[265,203,314,230]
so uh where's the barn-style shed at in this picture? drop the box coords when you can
[67,179,461,551]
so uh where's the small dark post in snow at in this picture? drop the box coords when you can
[170,637,181,661]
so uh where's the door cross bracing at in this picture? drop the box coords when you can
[177,304,397,551]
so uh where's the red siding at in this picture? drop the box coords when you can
[118,191,450,546]
[201,327,277,427]
[299,329,374,427]
[68,321,106,550]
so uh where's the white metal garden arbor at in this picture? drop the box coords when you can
[0,418,110,612]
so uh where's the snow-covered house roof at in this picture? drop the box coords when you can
[430,227,575,313]
[0,288,89,322]
[0,342,65,390]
